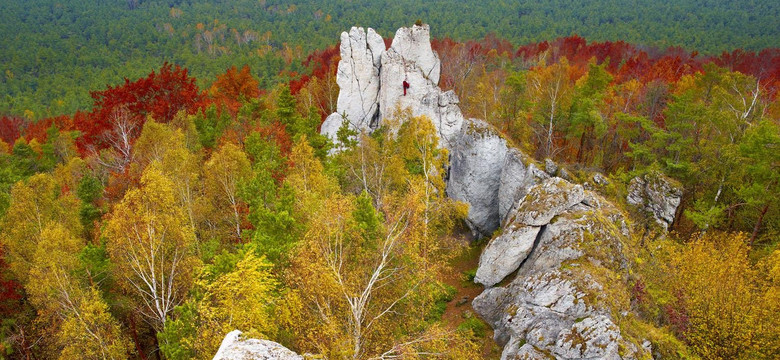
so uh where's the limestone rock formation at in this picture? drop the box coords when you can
[497,149,551,224]
[447,118,509,237]
[473,177,648,359]
[378,24,463,148]
[322,24,465,149]
[626,171,682,230]
[476,177,584,288]
[474,224,540,288]
[320,24,491,236]
[213,330,302,360]
[322,25,655,359]
[320,27,385,142]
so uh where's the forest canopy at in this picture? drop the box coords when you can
[1,0,779,117]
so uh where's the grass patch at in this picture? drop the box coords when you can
[457,312,488,339]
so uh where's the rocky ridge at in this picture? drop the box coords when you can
[316,24,680,360]
[473,177,649,359]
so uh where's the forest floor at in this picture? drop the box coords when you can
[441,235,502,359]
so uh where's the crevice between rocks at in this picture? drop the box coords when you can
[496,224,547,288]
[520,224,547,273]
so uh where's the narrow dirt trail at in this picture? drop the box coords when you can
[440,241,501,359]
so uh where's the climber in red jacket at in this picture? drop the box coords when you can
[403,80,410,96]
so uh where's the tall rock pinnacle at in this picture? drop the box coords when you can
[321,24,464,149]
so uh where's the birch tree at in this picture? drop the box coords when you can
[105,164,199,331]
[284,120,473,359]
[203,143,251,241]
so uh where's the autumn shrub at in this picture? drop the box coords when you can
[639,232,779,359]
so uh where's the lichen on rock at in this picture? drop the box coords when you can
[473,177,649,360]
[626,171,682,231]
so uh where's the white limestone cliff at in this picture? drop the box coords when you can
[473,177,648,360]
[321,27,385,143]
[378,25,464,148]
[322,24,465,150]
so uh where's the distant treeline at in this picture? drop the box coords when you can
[1,0,778,117]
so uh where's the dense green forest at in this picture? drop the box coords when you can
[1,0,779,118]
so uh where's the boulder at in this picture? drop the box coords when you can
[447,118,509,237]
[593,172,610,186]
[213,330,302,360]
[497,149,544,224]
[559,167,574,182]
[477,177,586,288]
[626,172,682,230]
[544,158,558,176]
[474,225,541,287]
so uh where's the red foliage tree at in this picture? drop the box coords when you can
[0,116,24,145]
[209,65,261,114]
[77,62,203,151]
[288,44,341,121]
[0,248,22,318]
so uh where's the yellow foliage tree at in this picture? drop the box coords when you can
[191,251,278,358]
[526,57,576,158]
[105,164,199,331]
[647,232,779,359]
[57,288,132,360]
[283,118,475,359]
[134,120,201,230]
[0,173,81,283]
[24,212,131,359]
[203,143,251,241]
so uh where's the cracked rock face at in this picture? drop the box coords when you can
[321,27,385,143]
[379,24,463,148]
[507,178,585,227]
[447,118,509,237]
[213,330,302,360]
[498,152,551,226]
[322,24,464,150]
[476,177,584,288]
[626,171,682,230]
[473,178,648,360]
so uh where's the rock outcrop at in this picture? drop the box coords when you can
[213,330,302,360]
[321,24,465,149]
[476,178,584,287]
[497,149,550,224]
[626,171,682,230]
[473,177,648,359]
[320,27,386,142]
[446,118,509,237]
[323,24,657,359]
[320,24,505,237]
[379,25,465,148]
